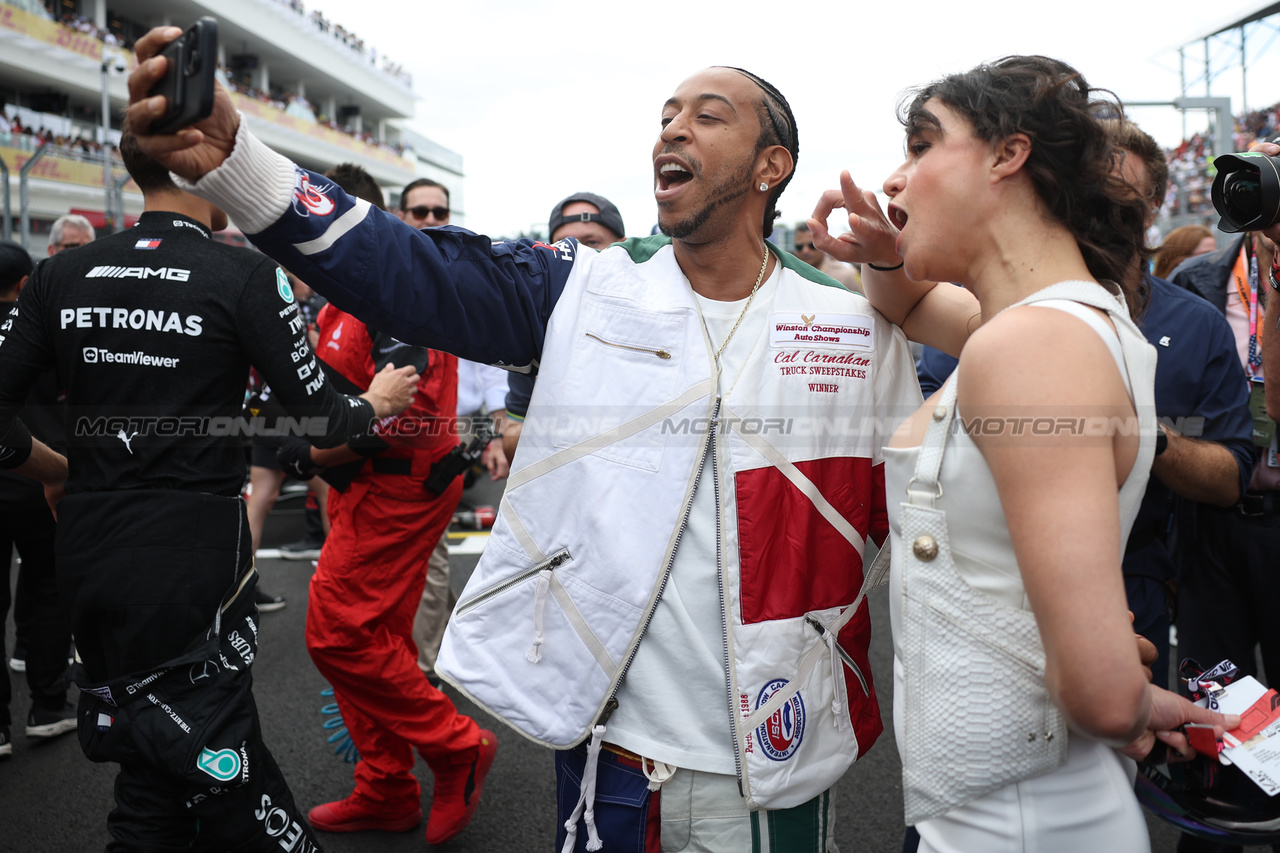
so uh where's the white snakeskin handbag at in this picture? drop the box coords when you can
[898,375,1067,825]
[897,281,1158,825]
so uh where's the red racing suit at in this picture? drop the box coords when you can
[306,303,481,809]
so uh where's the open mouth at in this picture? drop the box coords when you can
[887,203,908,231]
[655,159,694,194]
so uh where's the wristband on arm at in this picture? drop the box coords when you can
[276,440,323,480]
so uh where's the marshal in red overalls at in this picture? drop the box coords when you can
[305,303,496,843]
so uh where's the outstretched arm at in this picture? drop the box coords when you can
[809,171,979,356]
[125,27,571,371]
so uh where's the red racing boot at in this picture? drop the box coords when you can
[424,729,498,844]
[307,792,422,833]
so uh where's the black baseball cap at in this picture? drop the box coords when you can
[548,192,625,242]
[0,240,33,293]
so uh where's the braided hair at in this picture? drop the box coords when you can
[722,67,799,238]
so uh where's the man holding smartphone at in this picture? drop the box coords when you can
[124,38,927,848]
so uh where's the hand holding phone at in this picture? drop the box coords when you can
[125,24,240,182]
[146,18,217,135]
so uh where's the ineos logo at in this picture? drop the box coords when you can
[263,806,290,836]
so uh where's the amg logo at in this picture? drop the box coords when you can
[85,266,191,281]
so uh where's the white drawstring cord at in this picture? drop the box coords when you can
[642,759,675,792]
[561,725,606,853]
[527,569,552,663]
[825,631,848,730]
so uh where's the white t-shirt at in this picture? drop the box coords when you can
[608,267,780,774]
[456,358,510,416]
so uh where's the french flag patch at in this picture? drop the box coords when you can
[96,712,114,730]
[135,238,162,250]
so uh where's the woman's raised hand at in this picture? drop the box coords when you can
[808,171,900,268]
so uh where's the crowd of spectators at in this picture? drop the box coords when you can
[19,0,128,47]
[0,112,115,159]
[16,0,416,161]
[56,11,123,47]
[217,72,409,157]
[1163,99,1280,220]
[30,0,412,89]
[266,0,413,87]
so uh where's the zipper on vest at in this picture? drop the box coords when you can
[601,396,717,727]
[710,396,746,795]
[806,615,870,697]
[455,548,572,616]
[584,332,671,359]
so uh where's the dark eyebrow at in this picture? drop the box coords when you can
[663,93,738,114]
[905,106,941,140]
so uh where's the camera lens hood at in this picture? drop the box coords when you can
[1212,152,1280,233]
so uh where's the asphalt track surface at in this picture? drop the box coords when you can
[0,477,1244,852]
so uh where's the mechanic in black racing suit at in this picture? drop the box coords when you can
[0,128,418,852]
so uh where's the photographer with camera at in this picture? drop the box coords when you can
[1246,139,1280,422]
[1168,141,1280,789]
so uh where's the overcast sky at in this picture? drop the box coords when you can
[311,0,1280,240]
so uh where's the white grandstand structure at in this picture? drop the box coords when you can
[0,0,464,254]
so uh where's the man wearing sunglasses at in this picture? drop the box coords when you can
[398,178,451,229]
[792,221,861,292]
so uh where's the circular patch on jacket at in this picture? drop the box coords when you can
[755,678,805,761]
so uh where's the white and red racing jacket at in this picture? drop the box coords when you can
[173,128,922,808]
[438,239,921,809]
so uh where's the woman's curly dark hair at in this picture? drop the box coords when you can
[898,55,1148,317]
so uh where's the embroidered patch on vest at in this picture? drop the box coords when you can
[755,679,806,761]
[770,313,872,350]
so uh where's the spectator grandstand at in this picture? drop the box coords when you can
[11,0,415,152]
[1,0,465,250]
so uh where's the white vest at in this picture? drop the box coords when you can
[438,236,922,808]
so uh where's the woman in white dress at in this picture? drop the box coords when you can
[810,56,1237,852]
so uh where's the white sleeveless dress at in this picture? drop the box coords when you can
[884,283,1158,853]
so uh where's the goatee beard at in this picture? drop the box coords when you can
[661,161,753,240]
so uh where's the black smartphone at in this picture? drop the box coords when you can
[147,17,218,135]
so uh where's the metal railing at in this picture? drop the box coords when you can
[1,154,10,242]
[18,142,50,250]
[15,142,130,249]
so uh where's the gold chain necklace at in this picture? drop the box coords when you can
[713,245,770,364]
